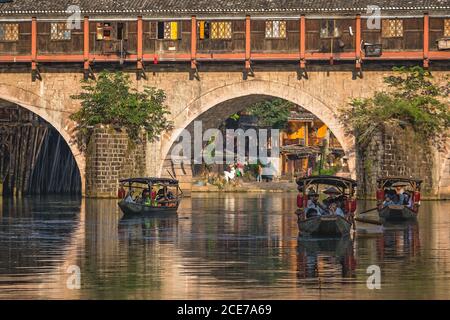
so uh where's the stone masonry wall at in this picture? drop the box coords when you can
[85,127,146,198]
[357,125,435,198]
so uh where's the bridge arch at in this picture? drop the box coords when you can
[0,83,85,195]
[159,79,356,179]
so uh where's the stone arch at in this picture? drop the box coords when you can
[0,83,85,195]
[159,79,356,179]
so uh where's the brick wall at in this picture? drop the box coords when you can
[85,127,146,198]
[357,125,435,198]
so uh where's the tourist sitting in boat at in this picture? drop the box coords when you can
[124,190,135,203]
[383,194,395,207]
[392,182,408,205]
[306,191,326,218]
[328,202,345,217]
[322,186,342,208]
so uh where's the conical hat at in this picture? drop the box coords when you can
[392,181,408,187]
[323,186,341,195]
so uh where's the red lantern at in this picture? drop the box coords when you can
[376,189,385,202]
[414,191,421,203]
[153,55,158,65]
[297,194,305,208]
[350,199,357,213]
[345,199,357,213]
[118,187,126,199]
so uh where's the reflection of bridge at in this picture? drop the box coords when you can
[0,1,449,197]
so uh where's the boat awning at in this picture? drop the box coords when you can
[120,178,179,185]
[377,177,423,187]
[297,175,357,189]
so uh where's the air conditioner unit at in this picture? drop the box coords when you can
[363,43,382,57]
[437,37,450,51]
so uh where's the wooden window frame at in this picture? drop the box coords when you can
[444,19,450,37]
[381,19,404,38]
[265,20,287,39]
[0,23,20,42]
[320,20,341,39]
[50,22,72,41]
[210,21,233,40]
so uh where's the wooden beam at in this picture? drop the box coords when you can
[31,17,37,71]
[83,16,90,71]
[137,16,143,70]
[423,13,430,68]
[245,15,251,69]
[355,14,362,68]
[191,15,197,70]
[300,15,306,68]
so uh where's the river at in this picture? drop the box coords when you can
[0,193,449,299]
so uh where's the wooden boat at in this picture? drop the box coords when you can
[117,178,182,216]
[298,215,353,238]
[376,177,422,222]
[296,176,358,238]
[379,204,418,221]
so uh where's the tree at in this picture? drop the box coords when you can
[70,71,172,151]
[340,66,450,148]
[247,98,293,129]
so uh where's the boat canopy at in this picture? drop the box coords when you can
[377,177,423,188]
[120,178,179,186]
[297,175,357,189]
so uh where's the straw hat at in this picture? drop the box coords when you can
[392,181,408,187]
[323,186,341,195]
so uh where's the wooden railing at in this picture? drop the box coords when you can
[0,13,449,81]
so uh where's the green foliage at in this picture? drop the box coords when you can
[340,66,450,147]
[229,113,240,121]
[247,98,293,129]
[70,71,172,151]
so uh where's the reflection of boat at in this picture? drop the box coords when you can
[118,214,178,240]
[296,176,358,238]
[376,177,422,222]
[118,178,182,216]
[297,237,356,279]
[298,215,352,238]
[298,237,353,257]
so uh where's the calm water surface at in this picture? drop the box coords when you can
[0,194,449,300]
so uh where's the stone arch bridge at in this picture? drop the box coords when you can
[0,69,449,198]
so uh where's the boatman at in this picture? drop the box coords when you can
[392,182,408,205]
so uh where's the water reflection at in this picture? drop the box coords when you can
[297,238,356,280]
[0,194,450,299]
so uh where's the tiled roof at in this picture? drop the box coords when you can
[0,0,449,16]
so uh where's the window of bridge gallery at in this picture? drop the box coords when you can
[265,20,287,39]
[382,19,404,38]
[210,21,232,40]
[0,23,19,41]
[444,19,450,37]
[148,21,181,40]
[320,20,341,38]
[50,22,71,41]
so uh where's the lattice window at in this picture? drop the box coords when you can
[51,22,71,40]
[320,20,341,38]
[0,23,19,41]
[444,19,450,37]
[265,20,287,39]
[210,22,232,40]
[161,21,179,40]
[382,19,404,38]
